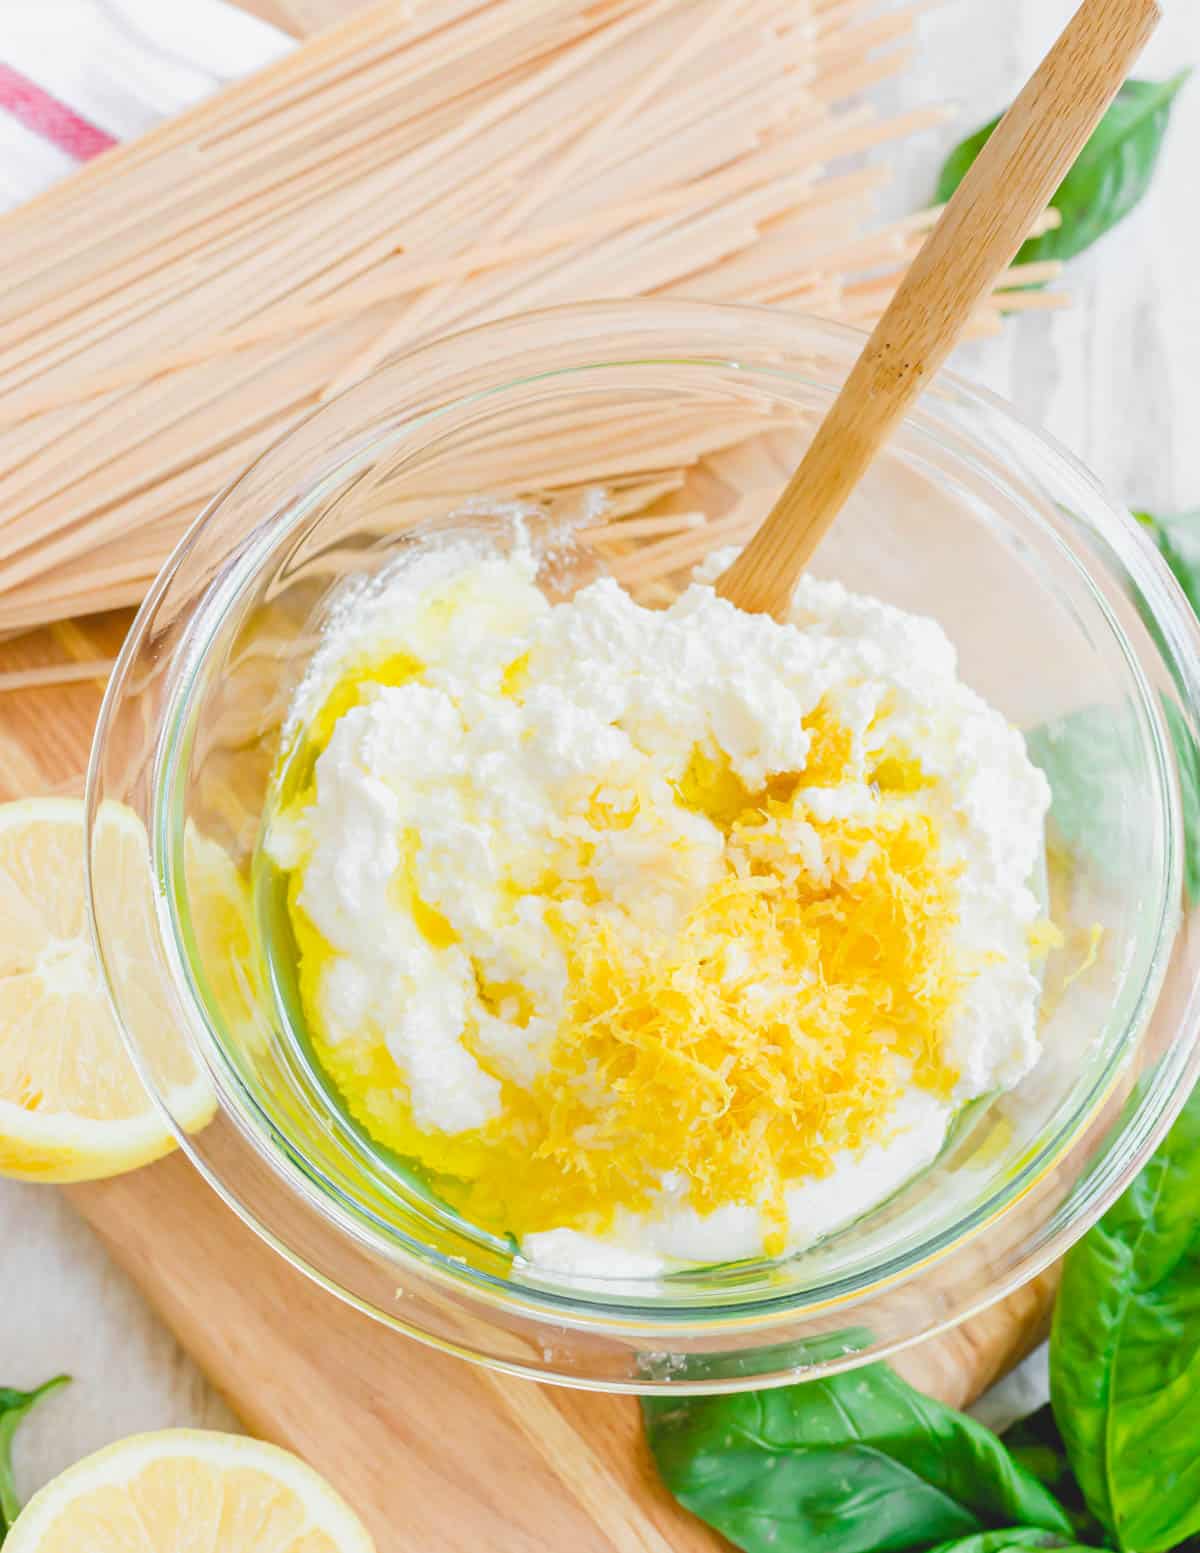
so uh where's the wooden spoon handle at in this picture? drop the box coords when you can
[716,0,1161,619]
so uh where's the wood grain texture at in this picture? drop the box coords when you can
[5,0,1199,1538]
[68,1157,720,1553]
[717,0,1160,618]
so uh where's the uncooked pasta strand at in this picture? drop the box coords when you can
[0,0,1067,637]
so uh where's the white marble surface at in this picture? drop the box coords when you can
[885,0,1200,512]
[2,0,1199,1508]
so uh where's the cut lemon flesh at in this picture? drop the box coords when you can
[6,1429,375,1553]
[0,797,212,1182]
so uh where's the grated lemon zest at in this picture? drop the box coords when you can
[289,695,966,1250]
[500,650,532,699]
[1063,922,1104,988]
[1028,916,1065,959]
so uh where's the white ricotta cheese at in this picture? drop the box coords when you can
[273,538,1051,1273]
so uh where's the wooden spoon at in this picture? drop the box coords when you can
[716,0,1161,618]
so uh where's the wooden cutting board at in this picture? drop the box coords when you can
[0,4,1055,1548]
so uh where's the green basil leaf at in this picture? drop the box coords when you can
[1131,506,1200,899]
[1025,706,1134,868]
[1026,694,1200,905]
[935,119,996,215]
[643,1362,1074,1553]
[935,74,1191,266]
[0,1376,70,1542]
[1162,698,1200,904]
[1134,508,1200,625]
[1050,1080,1200,1552]
[1001,1407,1112,1548]
[638,1326,875,1385]
[926,1532,1100,1553]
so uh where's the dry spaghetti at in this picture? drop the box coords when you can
[0,0,1067,640]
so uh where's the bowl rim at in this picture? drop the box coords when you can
[86,299,1200,1385]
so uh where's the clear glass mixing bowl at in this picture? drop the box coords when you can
[87,302,1200,1392]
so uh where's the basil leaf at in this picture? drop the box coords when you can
[935,74,1191,266]
[927,1533,1100,1553]
[1026,694,1200,905]
[1131,507,1200,899]
[0,1376,69,1542]
[1162,698,1200,904]
[1050,1081,1200,1552]
[1135,508,1200,625]
[643,1362,1074,1553]
[936,119,997,217]
[639,1326,875,1385]
[1025,706,1133,868]
[1001,1407,1112,1548]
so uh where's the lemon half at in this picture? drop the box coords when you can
[0,797,213,1182]
[6,1429,375,1552]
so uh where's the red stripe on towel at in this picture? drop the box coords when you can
[0,62,117,159]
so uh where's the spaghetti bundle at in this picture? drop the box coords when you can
[0,0,1065,637]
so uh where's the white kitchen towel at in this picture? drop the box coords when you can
[968,1341,1051,1434]
[0,0,291,211]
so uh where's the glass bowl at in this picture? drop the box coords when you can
[86,301,1200,1393]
